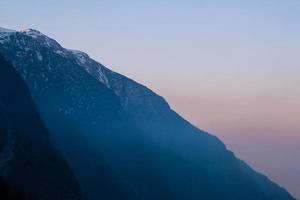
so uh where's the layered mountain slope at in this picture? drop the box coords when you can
[0,53,83,200]
[0,27,295,200]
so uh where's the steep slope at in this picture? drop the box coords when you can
[0,28,172,200]
[73,41,296,200]
[0,53,83,200]
[96,58,295,200]
[0,27,295,200]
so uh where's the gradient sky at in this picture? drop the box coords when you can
[1,0,300,198]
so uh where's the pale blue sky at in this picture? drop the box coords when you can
[1,0,300,198]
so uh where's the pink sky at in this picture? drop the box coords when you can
[1,0,299,197]
[162,89,300,198]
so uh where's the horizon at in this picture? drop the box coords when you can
[1,0,299,198]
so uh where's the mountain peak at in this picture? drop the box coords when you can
[20,28,39,32]
[20,28,45,39]
[18,28,62,50]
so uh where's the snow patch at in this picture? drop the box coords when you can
[20,28,43,38]
[36,51,43,61]
[0,27,16,44]
[68,49,110,87]
[96,65,109,87]
[55,50,66,56]
[69,49,88,65]
[76,54,87,64]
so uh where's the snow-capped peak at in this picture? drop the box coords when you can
[1,27,109,88]
[18,28,63,49]
[20,28,44,38]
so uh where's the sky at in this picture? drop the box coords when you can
[1,0,300,198]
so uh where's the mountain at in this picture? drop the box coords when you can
[0,53,83,200]
[0,28,171,200]
[0,27,295,200]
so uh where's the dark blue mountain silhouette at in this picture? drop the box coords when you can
[0,27,295,200]
[0,53,83,200]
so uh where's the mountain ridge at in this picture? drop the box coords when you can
[0,26,295,200]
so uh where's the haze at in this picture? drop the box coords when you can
[1,0,299,198]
